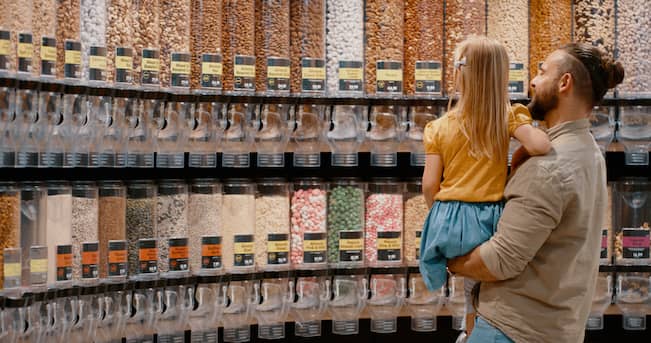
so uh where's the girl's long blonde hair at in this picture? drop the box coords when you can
[448,36,511,161]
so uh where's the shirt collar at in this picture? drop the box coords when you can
[547,118,591,141]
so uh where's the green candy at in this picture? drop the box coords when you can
[327,186,364,264]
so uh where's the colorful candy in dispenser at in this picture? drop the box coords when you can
[291,178,328,269]
[365,179,404,267]
[327,178,365,268]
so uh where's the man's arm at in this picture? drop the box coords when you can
[448,160,563,281]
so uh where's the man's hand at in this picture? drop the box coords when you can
[510,146,531,174]
[447,246,499,282]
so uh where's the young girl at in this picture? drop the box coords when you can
[418,36,551,337]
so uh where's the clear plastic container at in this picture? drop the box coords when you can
[367,105,405,167]
[188,100,222,168]
[188,275,227,342]
[256,0,290,94]
[189,180,222,275]
[222,275,258,343]
[617,106,650,166]
[127,91,159,168]
[292,273,330,337]
[156,180,189,277]
[614,179,651,265]
[222,179,256,273]
[0,80,17,167]
[404,106,439,166]
[291,178,328,270]
[325,0,364,96]
[255,179,291,271]
[406,272,445,332]
[45,182,72,286]
[126,181,157,278]
[10,0,34,77]
[125,280,160,342]
[71,182,98,282]
[156,279,192,342]
[159,0,191,90]
[96,283,130,342]
[222,0,255,93]
[61,84,88,167]
[365,0,403,96]
[368,272,406,333]
[70,286,101,341]
[292,104,326,167]
[586,273,613,330]
[221,102,255,168]
[106,0,137,86]
[20,182,47,288]
[80,0,109,86]
[616,273,651,330]
[404,180,429,266]
[327,105,367,167]
[38,83,65,167]
[255,275,293,339]
[329,273,367,335]
[32,0,58,79]
[0,182,21,290]
[327,178,365,268]
[447,275,466,331]
[14,80,42,168]
[155,93,193,168]
[255,103,292,168]
[290,0,326,94]
[89,87,125,168]
[404,0,443,96]
[56,0,81,81]
[589,106,615,155]
[444,0,488,95]
[98,181,126,279]
[191,0,223,92]
[365,179,404,267]
[616,0,651,97]
[134,0,161,89]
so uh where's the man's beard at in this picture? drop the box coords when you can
[528,87,558,121]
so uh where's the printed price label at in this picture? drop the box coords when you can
[338,231,363,263]
[108,240,127,277]
[64,40,81,79]
[509,62,526,94]
[168,238,189,272]
[82,242,99,279]
[138,239,158,274]
[115,47,133,83]
[234,55,255,90]
[29,246,48,285]
[338,60,363,92]
[0,31,9,71]
[622,229,650,259]
[376,60,403,93]
[201,236,222,269]
[3,248,21,288]
[416,230,422,260]
[266,57,290,92]
[17,33,33,73]
[301,58,325,92]
[40,36,57,76]
[415,61,442,94]
[377,231,401,262]
[201,53,222,89]
[89,46,107,82]
[171,52,191,88]
[303,232,326,264]
[600,229,609,259]
[233,235,254,267]
[267,233,289,265]
[141,48,160,85]
[56,245,73,282]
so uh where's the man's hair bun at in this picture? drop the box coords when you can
[605,60,625,89]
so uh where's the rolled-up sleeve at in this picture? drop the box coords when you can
[479,160,564,280]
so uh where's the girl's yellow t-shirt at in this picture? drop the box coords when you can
[423,103,532,203]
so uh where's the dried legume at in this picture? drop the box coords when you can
[404,0,443,95]
[0,194,20,288]
[290,0,326,94]
[222,0,255,92]
[98,195,126,278]
[529,0,572,87]
[365,0,404,95]
[56,0,81,79]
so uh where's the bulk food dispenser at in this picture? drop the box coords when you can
[586,273,613,330]
[618,106,650,166]
[155,93,194,168]
[614,179,651,266]
[367,269,406,334]
[255,271,293,340]
[406,270,446,332]
[367,106,405,167]
[222,274,258,343]
[188,99,223,168]
[291,104,327,167]
[328,268,367,335]
[254,103,293,167]
[112,88,139,166]
[448,275,467,331]
[15,80,41,167]
[616,273,651,330]
[589,106,615,154]
[38,82,64,167]
[0,79,16,167]
[291,269,330,338]
[221,102,255,168]
[127,91,160,168]
[404,106,439,166]
[156,277,193,343]
[327,105,367,167]
[86,87,119,167]
[62,84,88,167]
[189,275,228,343]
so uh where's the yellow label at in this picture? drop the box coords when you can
[302,67,325,80]
[304,239,326,252]
[415,232,422,247]
[202,62,222,75]
[116,56,133,70]
[339,68,363,80]
[171,61,190,74]
[30,258,47,273]
[142,58,160,72]
[41,46,56,61]
[509,69,525,82]
[89,55,107,70]
[18,43,33,59]
[234,63,255,78]
[65,50,81,65]
[415,68,442,81]
[0,39,10,56]
[267,66,290,79]
[267,240,289,253]
[377,69,403,82]
[339,238,363,251]
[378,238,402,250]
[234,242,254,255]
[3,263,21,277]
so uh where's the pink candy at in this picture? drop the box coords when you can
[291,188,328,266]
[365,193,403,264]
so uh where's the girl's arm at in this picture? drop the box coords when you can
[422,154,444,208]
[512,124,551,156]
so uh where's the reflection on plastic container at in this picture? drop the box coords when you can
[367,106,404,167]
[125,280,160,343]
[155,94,193,168]
[38,83,64,167]
[616,273,651,330]
[328,273,367,335]
[407,273,445,332]
[292,104,326,167]
[189,276,227,343]
[15,82,41,168]
[589,106,615,154]
[618,106,650,166]
[222,277,258,343]
[188,101,223,168]
[327,105,367,166]
[0,81,17,167]
[61,85,88,167]
[292,275,329,337]
[221,103,255,168]
[367,273,406,333]
[448,275,466,331]
[586,273,613,330]
[404,106,439,166]
[255,276,293,339]
[254,103,292,167]
[156,279,192,343]
[127,92,159,168]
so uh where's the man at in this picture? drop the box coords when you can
[448,43,625,343]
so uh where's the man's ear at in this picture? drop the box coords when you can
[558,73,572,95]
